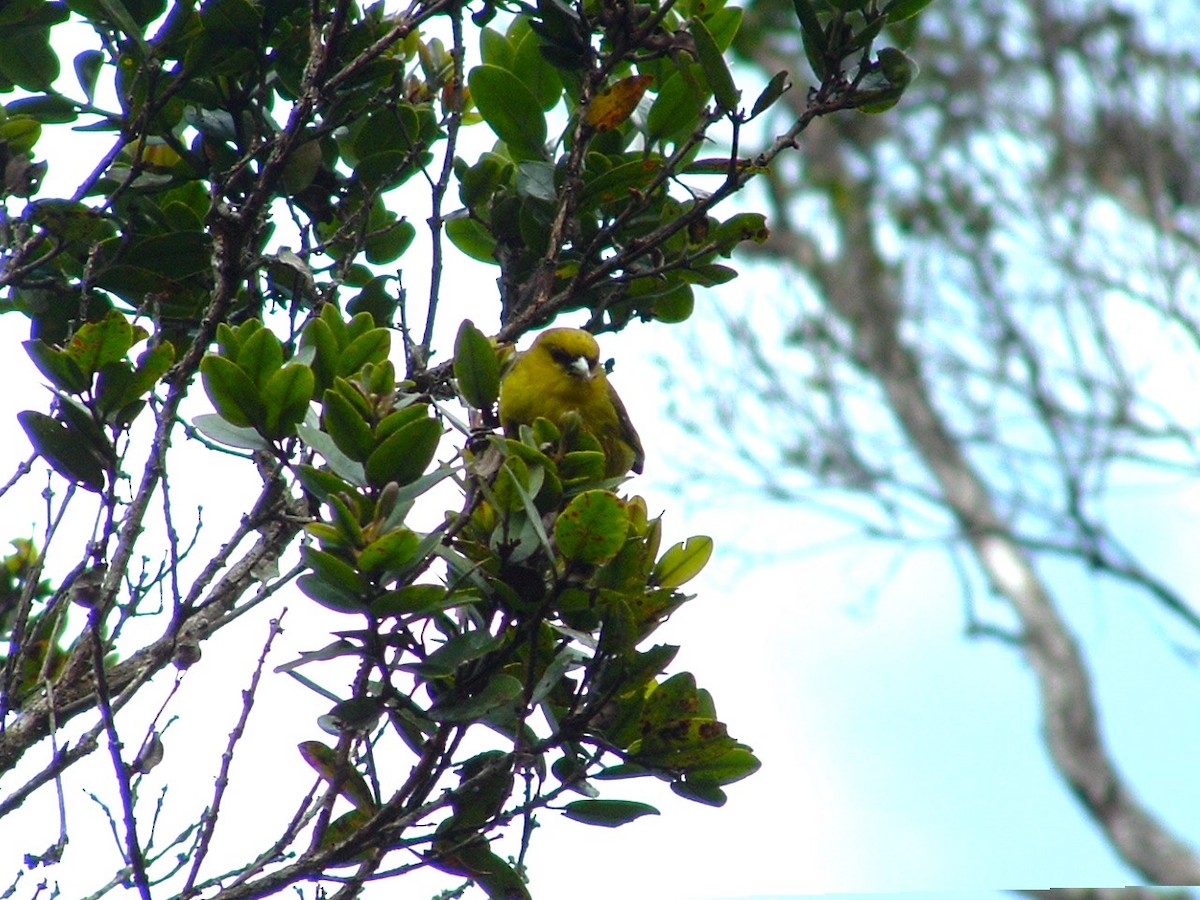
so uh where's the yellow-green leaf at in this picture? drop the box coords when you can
[554,490,629,565]
[261,363,314,439]
[688,19,738,115]
[453,319,500,410]
[652,536,713,588]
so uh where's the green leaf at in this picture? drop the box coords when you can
[215,322,242,358]
[453,320,500,410]
[6,94,79,124]
[297,573,366,613]
[636,713,738,769]
[357,528,420,577]
[652,536,713,588]
[294,463,355,501]
[682,748,762,786]
[0,117,41,157]
[750,70,791,119]
[64,309,137,375]
[376,402,431,441]
[121,231,212,278]
[561,799,659,827]
[200,355,263,428]
[324,493,364,548]
[645,69,706,147]
[299,547,368,613]
[688,18,739,115]
[578,155,663,211]
[511,21,563,110]
[418,629,505,676]
[365,359,397,397]
[192,413,272,451]
[275,639,361,673]
[854,48,919,113]
[57,394,114,463]
[365,218,415,265]
[428,673,522,722]
[261,362,314,439]
[295,423,367,486]
[314,808,372,857]
[350,104,427,162]
[364,415,442,488]
[592,762,650,780]
[300,316,338,392]
[516,160,556,202]
[336,327,391,377]
[281,139,322,193]
[647,283,694,323]
[704,6,743,51]
[558,449,606,483]
[468,64,547,159]
[321,388,374,462]
[373,584,458,618]
[303,545,366,593]
[103,341,174,412]
[78,0,156,38]
[531,645,586,706]
[883,0,935,22]
[18,410,106,492]
[457,152,512,210]
[92,361,137,422]
[24,340,89,393]
[2,0,73,27]
[554,490,629,565]
[791,0,828,77]
[479,26,514,70]
[0,29,58,92]
[670,779,727,806]
[298,741,377,811]
[681,263,738,287]
[492,455,534,513]
[236,326,284,389]
[446,212,497,263]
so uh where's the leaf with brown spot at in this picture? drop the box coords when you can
[585,74,653,132]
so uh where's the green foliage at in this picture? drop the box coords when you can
[454,319,502,412]
[17,308,172,491]
[0,0,936,890]
[200,320,314,440]
[192,299,754,882]
[0,538,62,709]
[562,798,659,827]
[789,0,922,108]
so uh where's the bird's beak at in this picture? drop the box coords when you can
[570,357,592,379]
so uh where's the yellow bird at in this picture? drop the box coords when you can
[498,328,644,477]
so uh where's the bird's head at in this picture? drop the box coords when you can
[532,328,601,381]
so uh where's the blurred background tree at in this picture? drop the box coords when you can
[672,0,1200,886]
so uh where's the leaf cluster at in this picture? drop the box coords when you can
[20,308,173,492]
[190,309,759,891]
[790,0,922,111]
